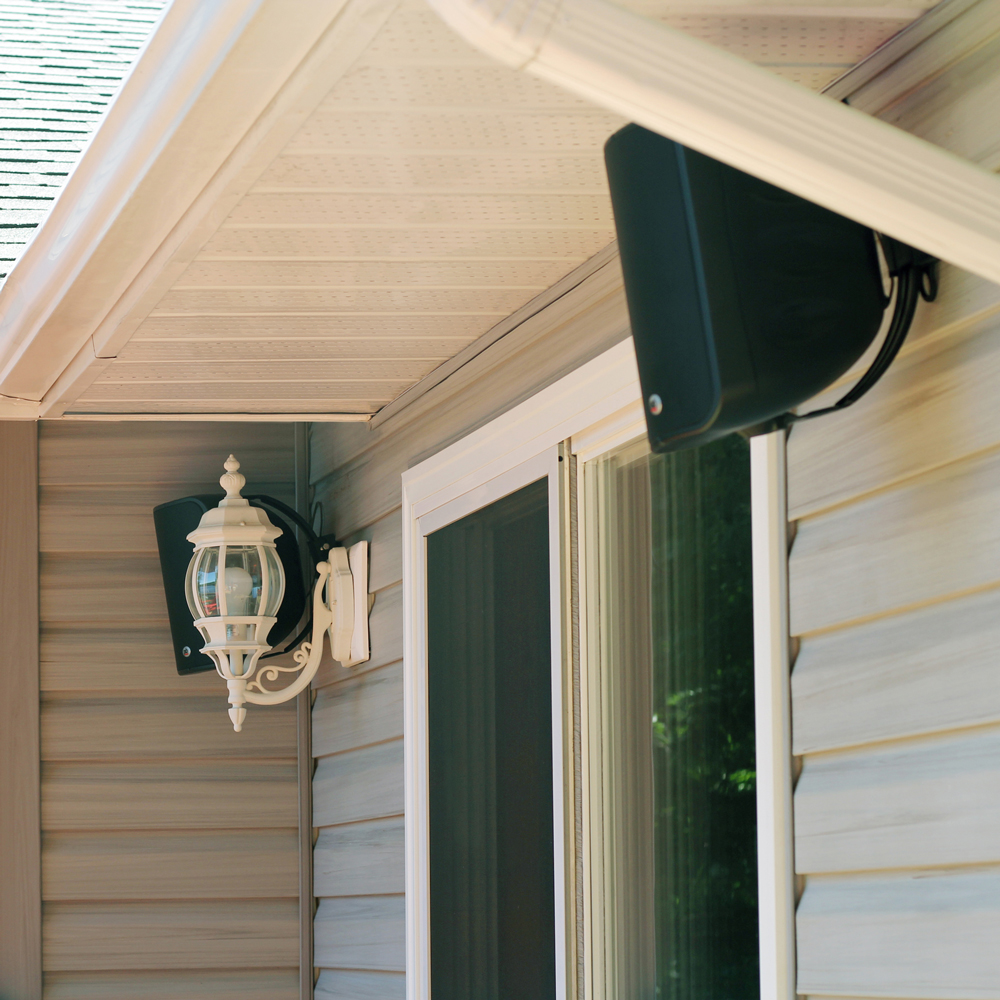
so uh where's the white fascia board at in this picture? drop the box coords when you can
[0,0,383,407]
[425,0,1000,287]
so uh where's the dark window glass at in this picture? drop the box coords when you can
[650,436,757,1000]
[426,478,556,1000]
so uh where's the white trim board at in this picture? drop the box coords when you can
[752,430,797,1000]
[425,0,1000,286]
[402,339,640,516]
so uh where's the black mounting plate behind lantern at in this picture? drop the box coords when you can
[153,495,307,676]
[604,124,893,453]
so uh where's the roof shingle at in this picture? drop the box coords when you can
[0,0,168,280]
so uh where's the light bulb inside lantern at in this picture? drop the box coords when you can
[224,565,254,602]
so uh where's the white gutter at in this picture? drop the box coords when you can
[0,0,395,418]
[425,0,1000,287]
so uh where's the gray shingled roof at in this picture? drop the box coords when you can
[0,0,168,281]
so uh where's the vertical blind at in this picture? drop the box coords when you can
[585,435,757,999]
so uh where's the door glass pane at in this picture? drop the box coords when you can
[585,435,757,1000]
[426,477,556,1000]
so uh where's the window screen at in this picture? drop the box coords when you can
[426,477,556,1000]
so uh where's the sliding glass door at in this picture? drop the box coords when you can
[412,428,761,1000]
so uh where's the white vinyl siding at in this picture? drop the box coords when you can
[308,255,629,994]
[37,422,301,999]
[788,260,1000,997]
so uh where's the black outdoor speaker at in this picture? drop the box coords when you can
[153,495,307,675]
[604,124,893,453]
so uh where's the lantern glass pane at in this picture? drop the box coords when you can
[184,553,198,619]
[222,545,263,616]
[195,547,220,618]
[262,545,285,617]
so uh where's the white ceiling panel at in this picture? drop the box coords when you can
[118,338,466,362]
[65,0,927,416]
[197,228,610,259]
[127,315,492,339]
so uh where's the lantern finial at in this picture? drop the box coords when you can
[220,454,246,501]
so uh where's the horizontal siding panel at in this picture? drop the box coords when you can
[42,761,298,830]
[796,727,1000,874]
[39,423,294,485]
[788,284,1000,520]
[345,509,402,594]
[43,969,298,1000]
[41,696,297,760]
[313,740,404,828]
[41,554,167,622]
[42,830,298,900]
[315,969,405,999]
[312,662,403,758]
[43,900,299,971]
[39,483,292,552]
[41,623,220,694]
[314,818,404,898]
[792,589,1000,754]
[797,867,1000,999]
[314,584,402,690]
[314,896,405,972]
[789,447,1000,636]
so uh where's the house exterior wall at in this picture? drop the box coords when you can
[307,252,628,996]
[311,257,1000,1000]
[788,262,1000,996]
[36,422,302,1000]
[307,6,1000,995]
[0,421,41,1000]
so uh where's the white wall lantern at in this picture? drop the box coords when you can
[186,456,369,731]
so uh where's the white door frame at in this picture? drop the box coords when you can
[401,337,794,1000]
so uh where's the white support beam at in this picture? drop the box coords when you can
[426,0,1000,287]
[751,430,797,1000]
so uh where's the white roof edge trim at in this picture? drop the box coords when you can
[0,0,370,408]
[0,0,264,402]
[424,0,1000,287]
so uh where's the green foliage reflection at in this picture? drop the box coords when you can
[649,434,758,1000]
